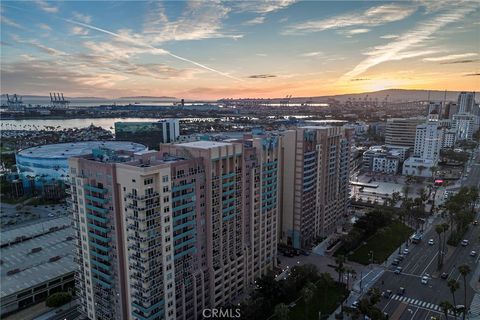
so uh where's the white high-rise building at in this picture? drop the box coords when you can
[458,92,475,113]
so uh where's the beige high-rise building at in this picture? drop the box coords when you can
[280,126,353,249]
[385,117,425,148]
[68,131,282,320]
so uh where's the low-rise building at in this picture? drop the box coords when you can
[0,217,75,316]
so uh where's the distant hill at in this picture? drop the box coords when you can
[118,96,177,100]
[301,89,474,103]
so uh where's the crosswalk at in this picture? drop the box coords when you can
[390,294,447,313]
[470,293,480,318]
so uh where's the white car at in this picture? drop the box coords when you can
[403,248,410,255]
[470,250,477,257]
[461,239,469,246]
[421,276,429,284]
[428,239,434,245]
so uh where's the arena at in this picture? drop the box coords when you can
[16,141,147,181]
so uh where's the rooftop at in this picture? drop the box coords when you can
[0,217,75,298]
[18,141,146,159]
[177,141,234,149]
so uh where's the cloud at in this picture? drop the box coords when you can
[380,34,399,39]
[256,53,268,57]
[64,19,243,81]
[142,1,241,43]
[72,12,91,24]
[11,35,65,56]
[299,51,323,57]
[464,73,480,76]
[248,74,277,79]
[71,26,89,36]
[234,0,297,14]
[339,28,371,36]
[38,23,52,31]
[244,16,266,25]
[342,4,476,79]
[34,0,58,13]
[284,4,415,34]
[440,59,478,64]
[350,78,370,81]
[423,52,478,62]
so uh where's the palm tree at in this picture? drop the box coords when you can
[447,279,460,319]
[436,224,444,269]
[441,223,449,265]
[439,300,453,320]
[458,264,471,320]
[334,255,346,286]
[274,303,290,320]
[301,282,316,318]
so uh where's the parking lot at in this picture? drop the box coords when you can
[0,201,69,231]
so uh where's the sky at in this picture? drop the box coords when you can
[1,0,479,99]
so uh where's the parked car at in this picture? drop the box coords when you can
[351,300,359,308]
[470,250,477,257]
[421,276,429,284]
[461,239,469,246]
[394,267,403,275]
[403,248,410,255]
[397,254,405,261]
[398,287,405,296]
[428,239,434,245]
[392,259,400,266]
[473,220,478,226]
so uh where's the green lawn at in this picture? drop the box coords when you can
[288,285,348,320]
[347,221,413,265]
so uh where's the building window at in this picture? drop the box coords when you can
[162,175,169,182]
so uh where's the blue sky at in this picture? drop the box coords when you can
[1,0,479,99]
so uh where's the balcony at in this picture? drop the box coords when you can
[172,210,195,222]
[87,223,110,234]
[88,231,111,242]
[87,213,109,224]
[86,204,108,215]
[172,202,195,212]
[92,277,112,289]
[174,236,196,250]
[84,184,108,194]
[172,183,194,193]
[173,228,195,241]
[127,192,160,200]
[89,241,111,252]
[89,250,111,261]
[222,172,236,179]
[173,220,195,231]
[91,267,113,281]
[91,258,112,271]
[85,194,109,205]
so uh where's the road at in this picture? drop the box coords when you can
[374,147,480,320]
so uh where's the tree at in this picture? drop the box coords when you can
[441,223,449,265]
[447,279,460,319]
[301,282,316,317]
[46,292,72,308]
[458,264,471,320]
[274,303,290,320]
[430,165,438,178]
[436,224,444,269]
[334,255,346,286]
[439,300,453,320]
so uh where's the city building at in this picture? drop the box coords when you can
[115,120,180,149]
[385,117,425,149]
[16,141,146,186]
[362,145,406,174]
[453,113,475,141]
[457,92,475,113]
[280,126,353,248]
[402,157,436,177]
[68,133,282,320]
[0,217,75,316]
